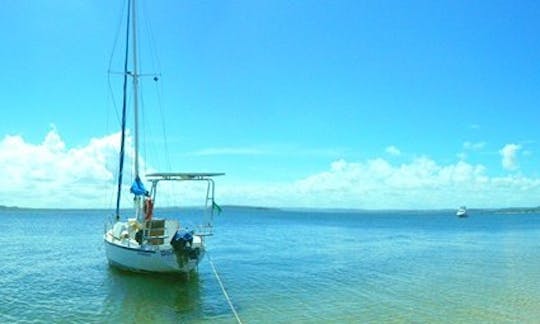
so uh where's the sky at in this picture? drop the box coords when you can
[1,0,540,209]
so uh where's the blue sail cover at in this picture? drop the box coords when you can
[130,176,148,196]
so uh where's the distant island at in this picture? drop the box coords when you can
[0,205,22,210]
[488,206,540,214]
[1,204,540,214]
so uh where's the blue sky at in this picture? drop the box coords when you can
[1,0,539,209]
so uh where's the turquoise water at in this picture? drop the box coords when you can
[1,208,540,323]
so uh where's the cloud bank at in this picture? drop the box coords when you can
[220,157,540,209]
[1,130,539,209]
[0,128,127,208]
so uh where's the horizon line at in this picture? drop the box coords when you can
[1,204,539,213]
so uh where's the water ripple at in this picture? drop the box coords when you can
[2,209,540,323]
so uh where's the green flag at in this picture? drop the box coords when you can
[212,201,222,214]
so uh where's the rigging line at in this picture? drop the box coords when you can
[207,252,243,324]
[137,72,162,175]
[106,0,129,127]
[138,82,150,175]
[139,0,170,172]
[154,74,172,171]
[141,0,162,76]
[107,74,120,126]
[108,0,128,75]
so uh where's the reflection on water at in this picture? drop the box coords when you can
[103,267,204,322]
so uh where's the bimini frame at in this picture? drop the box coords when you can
[146,172,225,235]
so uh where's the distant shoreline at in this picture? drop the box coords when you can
[1,204,540,215]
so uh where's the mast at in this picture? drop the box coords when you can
[115,0,132,220]
[132,0,140,179]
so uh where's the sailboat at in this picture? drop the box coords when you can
[456,206,467,217]
[104,0,224,274]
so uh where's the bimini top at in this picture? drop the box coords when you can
[146,172,225,181]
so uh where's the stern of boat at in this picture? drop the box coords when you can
[104,218,206,273]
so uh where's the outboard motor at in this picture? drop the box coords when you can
[170,229,193,250]
[171,229,200,267]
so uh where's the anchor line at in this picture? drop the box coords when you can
[207,253,243,324]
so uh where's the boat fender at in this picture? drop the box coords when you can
[144,198,154,221]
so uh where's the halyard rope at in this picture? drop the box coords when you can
[207,253,243,324]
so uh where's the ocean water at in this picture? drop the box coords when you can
[1,207,540,323]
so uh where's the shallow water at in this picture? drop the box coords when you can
[1,208,540,323]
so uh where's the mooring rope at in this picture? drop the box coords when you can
[207,253,243,324]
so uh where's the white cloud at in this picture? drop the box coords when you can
[281,158,538,209]
[188,146,344,158]
[463,141,485,151]
[499,144,521,171]
[189,147,268,156]
[218,157,540,209]
[2,130,539,209]
[385,145,401,156]
[293,158,460,207]
[0,128,135,208]
[230,160,536,209]
[0,129,219,209]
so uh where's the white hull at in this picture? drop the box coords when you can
[104,220,205,273]
[456,206,467,217]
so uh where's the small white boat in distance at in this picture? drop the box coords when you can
[456,206,468,217]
